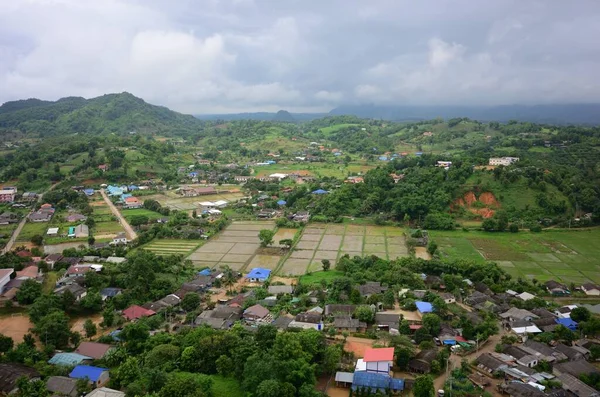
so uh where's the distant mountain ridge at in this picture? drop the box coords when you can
[0,92,202,136]
[328,104,600,125]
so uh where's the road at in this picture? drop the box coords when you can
[100,189,138,241]
[1,184,57,254]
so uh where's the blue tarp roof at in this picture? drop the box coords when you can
[49,352,92,366]
[312,189,328,194]
[198,268,211,276]
[69,365,108,382]
[416,301,433,313]
[277,200,287,205]
[109,330,123,341]
[83,189,94,195]
[415,152,423,156]
[121,193,132,199]
[379,156,388,161]
[351,371,405,392]
[100,287,122,297]
[128,185,138,190]
[246,268,271,280]
[443,340,456,345]
[555,317,578,330]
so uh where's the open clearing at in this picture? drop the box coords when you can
[278,224,409,276]
[143,189,245,211]
[187,221,275,271]
[0,314,33,343]
[142,239,202,256]
[431,229,600,284]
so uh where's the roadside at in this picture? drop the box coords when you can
[1,183,57,254]
[100,189,138,241]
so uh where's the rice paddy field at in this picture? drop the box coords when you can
[142,239,202,256]
[430,229,600,285]
[279,223,408,276]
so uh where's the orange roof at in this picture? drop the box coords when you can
[123,305,155,321]
[363,347,395,362]
[41,203,52,208]
[16,265,38,279]
[124,197,140,203]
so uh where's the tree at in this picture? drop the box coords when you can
[509,223,519,233]
[354,306,374,323]
[15,279,42,305]
[216,355,234,376]
[0,334,14,353]
[84,319,97,339]
[258,229,275,247]
[422,313,441,335]
[30,234,43,246]
[181,293,201,312]
[413,375,435,397]
[130,215,149,227]
[15,378,47,397]
[427,241,438,256]
[33,311,71,348]
[80,291,103,312]
[279,239,293,249]
[570,307,591,322]
[321,259,331,271]
[101,308,115,327]
[323,344,342,374]
[159,374,213,397]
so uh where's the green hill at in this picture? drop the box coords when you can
[0,92,203,136]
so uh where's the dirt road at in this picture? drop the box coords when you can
[100,189,137,241]
[2,184,57,254]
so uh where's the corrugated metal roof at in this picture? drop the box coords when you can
[49,352,92,366]
[69,365,108,382]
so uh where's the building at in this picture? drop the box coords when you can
[246,268,271,283]
[500,308,539,322]
[75,342,113,360]
[545,280,570,296]
[100,287,122,301]
[409,349,438,373]
[48,352,93,367]
[581,283,600,296]
[268,285,294,295]
[350,371,404,394]
[68,224,89,238]
[358,282,388,298]
[363,348,394,374]
[0,212,19,225]
[553,360,599,378]
[123,305,156,321]
[0,363,40,395]
[123,196,142,209]
[333,316,366,332]
[476,353,508,373]
[489,157,520,166]
[436,161,452,169]
[111,233,128,245]
[325,304,358,316]
[0,187,17,203]
[375,312,400,333]
[416,301,433,314]
[98,164,109,172]
[556,373,599,397]
[54,284,88,301]
[106,185,123,196]
[439,292,456,304]
[15,265,39,279]
[0,269,15,294]
[66,213,87,223]
[69,365,110,388]
[85,387,125,397]
[243,304,271,323]
[46,376,78,397]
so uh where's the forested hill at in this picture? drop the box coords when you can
[0,92,203,136]
[329,104,600,125]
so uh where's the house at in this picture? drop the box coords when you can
[476,353,508,373]
[100,287,122,301]
[75,342,113,360]
[375,312,400,332]
[69,365,110,388]
[0,363,40,395]
[294,311,322,324]
[555,317,578,331]
[489,157,519,166]
[581,283,600,296]
[500,308,539,323]
[554,343,584,361]
[105,256,127,264]
[510,321,542,336]
[111,233,128,245]
[553,360,599,378]
[273,314,294,330]
[66,264,101,277]
[0,212,18,225]
[68,224,89,238]
[416,301,433,314]
[106,185,123,196]
[325,304,357,316]
[557,373,599,397]
[292,211,310,222]
[86,387,125,397]
[48,352,93,367]
[333,316,366,332]
[46,376,78,397]
[523,340,567,362]
[123,196,143,209]
[516,292,536,301]
[123,305,156,321]
[409,349,438,373]
[55,284,88,301]
[21,192,38,202]
[66,213,87,223]
[195,306,242,330]
[44,253,63,268]
[269,173,288,180]
[363,348,394,374]
[0,269,15,294]
[358,282,388,298]
[0,188,17,203]
[350,372,404,394]
[83,189,95,196]
[98,164,109,172]
[28,209,53,222]
[243,304,271,323]
[545,280,570,295]
[268,285,294,295]
[246,268,271,283]
[439,292,456,304]
[500,382,545,397]
[554,305,577,319]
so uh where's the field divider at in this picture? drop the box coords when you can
[273,227,303,276]
[304,227,326,274]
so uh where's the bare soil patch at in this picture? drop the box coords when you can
[0,315,33,343]
[249,255,281,270]
[280,258,310,275]
[415,247,432,260]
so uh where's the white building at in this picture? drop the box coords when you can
[269,173,288,180]
[489,157,520,166]
[0,268,14,294]
[436,161,452,170]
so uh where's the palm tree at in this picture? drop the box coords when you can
[221,265,235,294]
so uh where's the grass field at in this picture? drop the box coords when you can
[253,162,374,179]
[300,270,345,285]
[122,208,163,221]
[16,222,47,242]
[430,228,600,284]
[142,239,202,256]
[145,190,245,211]
[319,123,359,135]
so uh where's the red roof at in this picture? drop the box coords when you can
[67,265,94,275]
[363,347,395,362]
[455,336,467,342]
[41,203,52,209]
[16,250,32,258]
[124,197,140,203]
[123,305,156,321]
[409,324,422,330]
[16,265,38,279]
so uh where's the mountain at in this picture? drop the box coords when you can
[195,112,327,122]
[0,92,203,136]
[329,104,600,125]
[272,110,295,123]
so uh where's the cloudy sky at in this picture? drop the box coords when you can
[1,0,599,113]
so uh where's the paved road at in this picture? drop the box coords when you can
[100,189,137,241]
[1,184,57,254]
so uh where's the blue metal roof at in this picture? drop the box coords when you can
[246,268,271,280]
[109,330,123,341]
[100,287,122,297]
[69,365,108,382]
[198,269,211,276]
[416,301,433,313]
[49,352,92,366]
[351,371,405,392]
[555,317,577,330]
[312,189,328,194]
[83,189,94,195]
[277,200,287,205]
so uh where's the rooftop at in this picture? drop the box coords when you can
[363,347,395,362]
[69,365,108,382]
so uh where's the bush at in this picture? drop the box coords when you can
[530,225,542,232]
[423,213,455,230]
[509,224,519,233]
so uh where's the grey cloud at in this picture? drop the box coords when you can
[0,0,599,113]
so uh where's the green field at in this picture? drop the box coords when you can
[16,222,48,242]
[430,229,600,285]
[253,162,374,179]
[299,270,345,285]
[122,208,163,221]
[142,239,202,256]
[319,123,359,135]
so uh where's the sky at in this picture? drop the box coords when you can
[1,0,599,113]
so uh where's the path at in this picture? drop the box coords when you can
[100,189,138,241]
[2,184,57,254]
